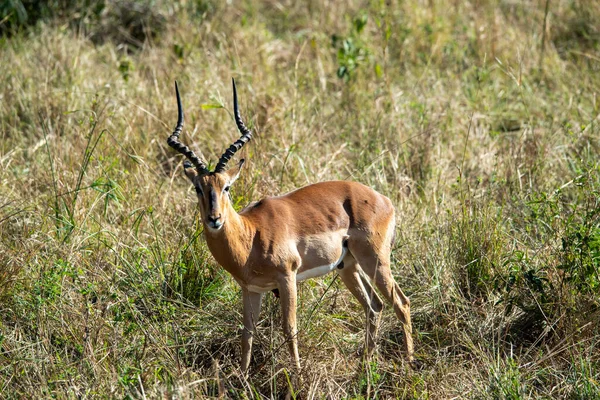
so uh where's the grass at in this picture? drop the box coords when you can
[0,0,599,398]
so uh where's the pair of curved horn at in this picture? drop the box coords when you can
[166,78,252,173]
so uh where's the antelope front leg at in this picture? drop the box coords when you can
[278,275,301,371]
[241,289,263,374]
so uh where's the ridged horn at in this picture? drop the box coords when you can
[166,81,208,174]
[214,78,253,173]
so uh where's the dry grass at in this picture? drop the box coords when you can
[1,0,599,398]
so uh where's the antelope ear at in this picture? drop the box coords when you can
[226,159,245,185]
[184,162,198,183]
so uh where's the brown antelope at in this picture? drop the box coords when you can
[166,79,414,373]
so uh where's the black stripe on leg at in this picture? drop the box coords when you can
[337,238,349,269]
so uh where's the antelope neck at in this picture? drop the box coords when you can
[203,204,253,280]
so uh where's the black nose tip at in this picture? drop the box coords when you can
[207,215,223,229]
[208,215,221,223]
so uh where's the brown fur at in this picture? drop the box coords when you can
[184,165,414,372]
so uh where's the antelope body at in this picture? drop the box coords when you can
[167,80,414,373]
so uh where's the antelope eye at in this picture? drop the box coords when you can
[224,186,230,193]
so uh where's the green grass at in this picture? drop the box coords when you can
[1,0,599,398]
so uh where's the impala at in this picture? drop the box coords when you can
[166,79,414,373]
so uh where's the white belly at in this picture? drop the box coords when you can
[244,242,349,293]
[246,284,274,293]
[296,245,348,282]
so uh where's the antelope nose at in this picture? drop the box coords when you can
[208,215,223,229]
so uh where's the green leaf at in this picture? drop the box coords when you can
[374,63,382,78]
[200,103,224,110]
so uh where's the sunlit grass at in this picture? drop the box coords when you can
[0,0,599,398]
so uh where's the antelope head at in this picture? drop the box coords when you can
[167,79,252,231]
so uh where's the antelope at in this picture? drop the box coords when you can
[166,79,414,373]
